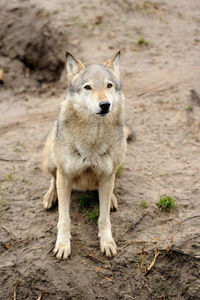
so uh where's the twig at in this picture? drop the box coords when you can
[123,295,134,300]
[3,226,19,240]
[14,279,20,300]
[86,251,105,264]
[159,247,200,260]
[5,198,25,201]
[2,241,14,256]
[131,233,163,244]
[0,206,10,212]
[166,235,174,254]
[18,247,28,256]
[135,282,145,295]
[178,215,200,224]
[126,213,147,233]
[113,241,134,260]
[145,248,160,276]
[37,292,43,300]
[140,247,145,269]
[0,158,27,162]
[113,242,132,260]
[170,248,200,259]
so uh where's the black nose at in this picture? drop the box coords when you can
[99,101,110,111]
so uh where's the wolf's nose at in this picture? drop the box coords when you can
[99,101,110,110]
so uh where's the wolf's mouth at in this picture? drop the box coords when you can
[97,110,110,116]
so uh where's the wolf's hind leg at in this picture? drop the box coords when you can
[110,193,118,211]
[43,176,57,210]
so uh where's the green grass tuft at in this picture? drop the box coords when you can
[115,163,124,177]
[138,200,148,208]
[78,192,99,224]
[78,192,97,213]
[7,173,13,180]
[137,37,149,46]
[186,105,192,111]
[0,189,7,203]
[86,209,99,224]
[156,195,177,212]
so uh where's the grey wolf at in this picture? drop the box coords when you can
[42,51,127,259]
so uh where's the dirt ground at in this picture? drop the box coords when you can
[0,0,200,299]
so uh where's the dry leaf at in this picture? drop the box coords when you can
[5,242,10,249]
[95,266,101,273]
[105,276,112,282]
[94,16,102,24]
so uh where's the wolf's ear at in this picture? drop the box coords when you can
[105,51,120,74]
[66,52,85,80]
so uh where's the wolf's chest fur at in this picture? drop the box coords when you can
[57,121,118,182]
[56,101,124,174]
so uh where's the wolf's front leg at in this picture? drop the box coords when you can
[98,174,117,257]
[53,169,72,259]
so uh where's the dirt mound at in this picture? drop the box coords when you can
[0,0,68,91]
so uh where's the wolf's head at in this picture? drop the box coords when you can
[65,52,123,116]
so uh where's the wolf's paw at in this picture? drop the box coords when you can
[43,188,57,210]
[110,193,118,211]
[53,241,71,260]
[100,237,117,257]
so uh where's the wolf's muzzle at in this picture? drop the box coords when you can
[98,101,110,115]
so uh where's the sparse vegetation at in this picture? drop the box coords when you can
[172,97,177,106]
[78,192,99,223]
[7,173,13,180]
[138,200,148,208]
[78,192,97,213]
[134,1,166,16]
[186,105,192,111]
[156,195,177,211]
[137,37,149,46]
[0,189,7,203]
[86,208,99,223]
[115,163,124,177]
[14,146,20,151]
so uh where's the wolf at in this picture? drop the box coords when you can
[42,51,127,259]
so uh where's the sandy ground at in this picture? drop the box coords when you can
[0,0,200,299]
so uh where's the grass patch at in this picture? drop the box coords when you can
[138,200,148,208]
[86,208,99,224]
[172,97,177,106]
[7,173,13,180]
[0,188,7,203]
[137,37,149,46]
[13,146,20,152]
[78,192,97,213]
[156,195,177,212]
[78,192,99,224]
[186,105,192,111]
[115,163,124,177]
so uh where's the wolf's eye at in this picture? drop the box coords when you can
[107,83,113,88]
[84,85,92,90]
